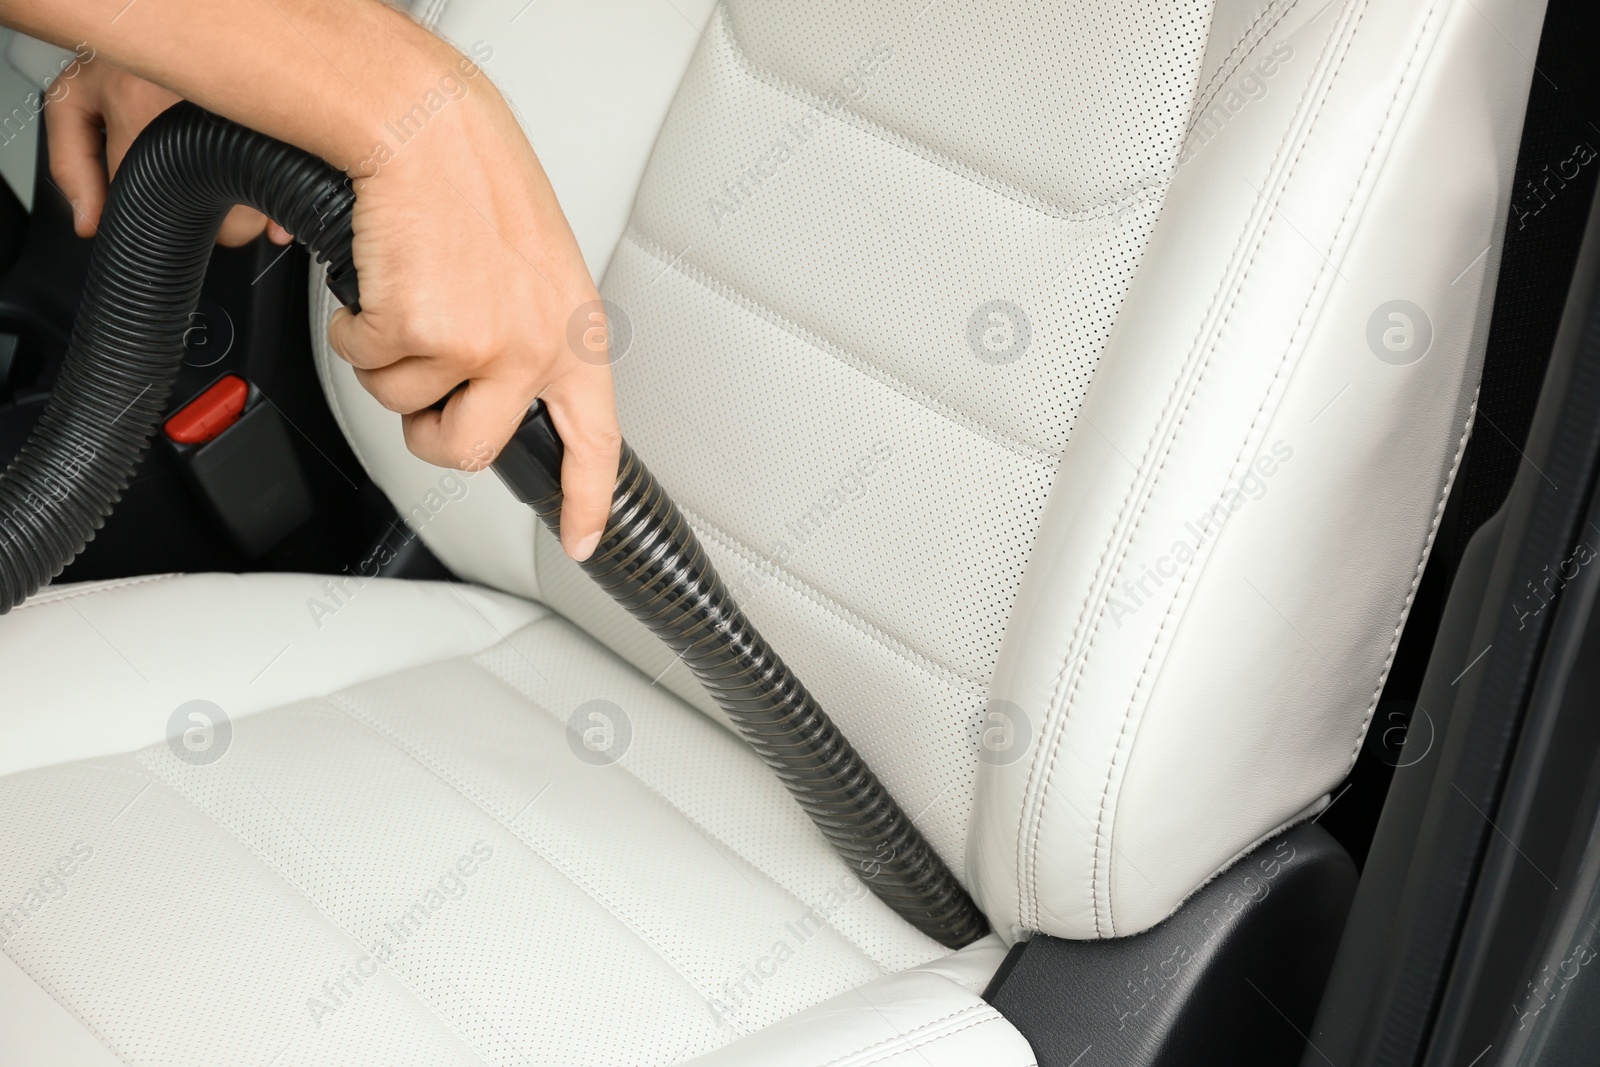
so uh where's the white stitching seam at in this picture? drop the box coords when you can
[11,573,180,612]
[1081,0,1425,934]
[1003,1,1332,929]
[1183,0,1305,140]
[1007,64,1313,935]
[1014,0,1335,930]
[0,940,133,1065]
[1342,390,1478,776]
[810,1001,987,1067]
[1085,0,1387,936]
[843,1016,1017,1067]
[414,0,450,33]
[1092,0,1450,933]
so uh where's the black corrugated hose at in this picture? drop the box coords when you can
[0,102,356,611]
[493,412,989,948]
[0,101,988,949]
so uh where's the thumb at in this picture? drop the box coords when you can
[541,371,621,562]
[43,97,107,237]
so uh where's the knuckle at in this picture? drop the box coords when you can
[393,306,450,353]
[455,326,500,368]
[531,331,563,369]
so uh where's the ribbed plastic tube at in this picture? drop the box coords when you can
[0,101,988,948]
[493,411,989,948]
[0,102,356,612]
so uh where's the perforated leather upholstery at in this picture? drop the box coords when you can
[0,575,1026,1065]
[0,0,1547,1061]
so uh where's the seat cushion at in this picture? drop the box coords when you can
[0,574,1019,1066]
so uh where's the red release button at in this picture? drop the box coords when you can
[165,375,249,444]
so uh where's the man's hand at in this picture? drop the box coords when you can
[43,57,291,247]
[326,77,621,562]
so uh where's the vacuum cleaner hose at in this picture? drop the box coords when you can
[0,101,988,948]
[494,409,989,948]
[0,102,356,612]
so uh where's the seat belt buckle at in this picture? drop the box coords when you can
[163,373,313,557]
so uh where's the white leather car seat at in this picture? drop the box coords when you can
[0,0,1544,1062]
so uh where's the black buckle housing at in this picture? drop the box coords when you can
[164,378,312,557]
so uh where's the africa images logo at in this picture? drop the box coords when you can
[1366,300,1433,366]
[166,700,231,766]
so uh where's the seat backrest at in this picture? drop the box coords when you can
[314,0,1544,940]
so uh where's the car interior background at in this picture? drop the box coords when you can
[3,0,1600,1064]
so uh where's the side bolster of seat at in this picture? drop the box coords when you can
[970,0,1544,940]
[680,937,1036,1067]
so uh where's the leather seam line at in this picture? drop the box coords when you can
[620,229,1063,467]
[464,634,895,972]
[1014,0,1365,932]
[10,572,179,612]
[77,760,156,782]
[713,3,1172,223]
[125,755,500,1065]
[847,1016,1004,1067]
[1083,0,1440,936]
[814,1001,987,1067]
[0,942,133,1066]
[1086,67,1358,931]
[1183,0,1304,139]
[680,503,994,696]
[321,688,732,1018]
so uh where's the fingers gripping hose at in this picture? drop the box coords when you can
[0,101,988,948]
